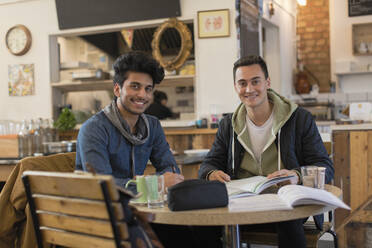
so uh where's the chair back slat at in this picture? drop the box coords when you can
[34,195,124,220]
[38,212,129,239]
[24,171,119,201]
[41,227,131,248]
[22,170,129,248]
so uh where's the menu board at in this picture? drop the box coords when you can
[349,0,372,17]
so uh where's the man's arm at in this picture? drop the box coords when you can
[76,120,132,188]
[149,119,184,187]
[198,116,231,180]
[298,110,334,183]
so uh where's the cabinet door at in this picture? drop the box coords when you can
[333,131,351,229]
[333,130,372,248]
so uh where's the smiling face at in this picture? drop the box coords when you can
[234,64,271,110]
[114,71,154,118]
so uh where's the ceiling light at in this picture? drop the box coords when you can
[297,0,306,6]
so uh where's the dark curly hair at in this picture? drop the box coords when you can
[233,55,269,82]
[113,51,165,87]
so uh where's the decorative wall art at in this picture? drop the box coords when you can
[8,64,35,96]
[121,29,134,48]
[197,9,230,38]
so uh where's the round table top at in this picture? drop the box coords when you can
[136,184,342,226]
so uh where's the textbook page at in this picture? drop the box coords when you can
[229,194,292,212]
[226,175,296,199]
[226,176,266,197]
[278,185,350,210]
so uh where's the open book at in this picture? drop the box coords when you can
[226,175,296,199]
[229,184,350,212]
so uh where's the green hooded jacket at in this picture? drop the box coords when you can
[232,89,297,178]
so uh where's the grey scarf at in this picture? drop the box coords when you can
[103,100,150,178]
[103,100,149,145]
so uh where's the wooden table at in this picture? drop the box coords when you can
[137,185,341,248]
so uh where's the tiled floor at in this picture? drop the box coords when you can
[248,240,334,248]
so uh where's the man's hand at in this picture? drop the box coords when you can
[209,170,231,183]
[267,169,299,186]
[163,172,184,188]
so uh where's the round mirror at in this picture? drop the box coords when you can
[152,18,193,72]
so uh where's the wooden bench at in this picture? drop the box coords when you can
[22,171,131,248]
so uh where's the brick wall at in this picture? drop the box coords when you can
[296,0,330,92]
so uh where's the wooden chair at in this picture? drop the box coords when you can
[241,213,338,248]
[22,171,131,248]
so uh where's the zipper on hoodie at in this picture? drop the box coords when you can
[258,156,263,175]
[237,134,263,175]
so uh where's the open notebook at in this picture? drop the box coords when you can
[228,184,350,212]
[226,175,296,199]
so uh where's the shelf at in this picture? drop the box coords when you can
[157,75,195,87]
[51,75,195,92]
[353,52,372,56]
[335,70,372,76]
[51,80,113,92]
[60,61,93,70]
[352,23,372,56]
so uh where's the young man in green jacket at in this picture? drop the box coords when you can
[199,55,334,248]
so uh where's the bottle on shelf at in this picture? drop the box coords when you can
[41,118,54,154]
[27,119,42,156]
[17,120,29,158]
[33,119,43,155]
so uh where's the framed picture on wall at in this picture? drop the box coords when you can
[8,64,35,96]
[197,9,230,38]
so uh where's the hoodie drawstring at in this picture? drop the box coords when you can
[232,134,235,176]
[277,129,281,171]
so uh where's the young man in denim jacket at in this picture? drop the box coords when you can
[76,51,184,189]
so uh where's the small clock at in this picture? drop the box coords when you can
[5,25,32,56]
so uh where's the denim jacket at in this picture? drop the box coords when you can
[76,111,179,188]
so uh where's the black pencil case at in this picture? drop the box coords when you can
[167,179,228,211]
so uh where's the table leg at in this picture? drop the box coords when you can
[224,224,240,248]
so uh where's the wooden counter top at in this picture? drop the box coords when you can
[164,128,217,135]
[331,123,372,131]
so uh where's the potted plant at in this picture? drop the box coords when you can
[54,107,78,141]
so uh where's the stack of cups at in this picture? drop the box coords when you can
[301,166,326,189]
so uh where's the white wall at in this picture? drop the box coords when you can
[329,0,372,89]
[0,0,299,121]
[0,0,239,121]
[261,0,297,98]
[0,0,58,121]
[182,0,239,117]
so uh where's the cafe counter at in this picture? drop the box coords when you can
[163,127,217,155]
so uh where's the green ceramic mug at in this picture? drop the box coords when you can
[125,175,148,204]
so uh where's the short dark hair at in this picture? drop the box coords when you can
[113,51,165,87]
[233,55,269,81]
[153,90,168,103]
